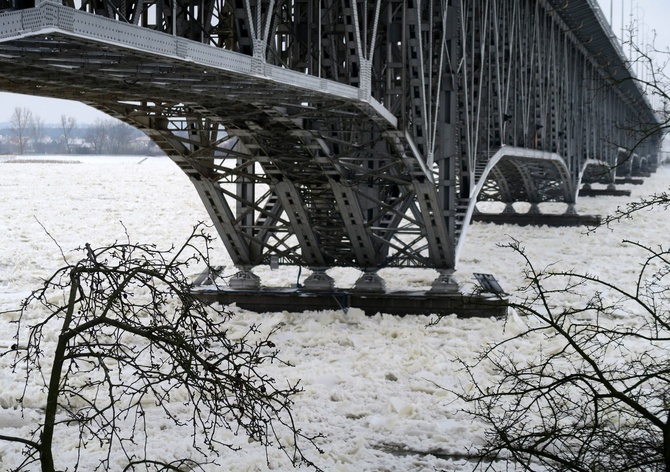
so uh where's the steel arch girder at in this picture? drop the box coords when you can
[579,159,615,187]
[455,147,576,264]
[472,147,576,205]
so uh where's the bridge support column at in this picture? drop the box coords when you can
[229,268,261,290]
[565,203,578,215]
[353,272,386,293]
[303,269,335,291]
[502,203,517,214]
[430,269,460,293]
[528,203,542,215]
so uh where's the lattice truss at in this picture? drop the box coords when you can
[457,0,659,203]
[128,0,461,270]
[0,0,659,273]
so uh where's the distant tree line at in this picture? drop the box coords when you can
[1,106,163,156]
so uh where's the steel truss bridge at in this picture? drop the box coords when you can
[0,0,661,291]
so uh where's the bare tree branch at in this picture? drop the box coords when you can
[1,224,323,471]
[445,239,670,471]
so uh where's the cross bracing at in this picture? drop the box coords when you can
[0,0,661,279]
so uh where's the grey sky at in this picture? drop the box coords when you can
[0,0,668,125]
[601,1,670,57]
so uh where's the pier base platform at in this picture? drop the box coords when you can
[579,188,631,197]
[615,177,644,185]
[193,287,508,318]
[473,212,600,227]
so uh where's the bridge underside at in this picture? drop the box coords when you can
[0,1,661,292]
[0,4,459,273]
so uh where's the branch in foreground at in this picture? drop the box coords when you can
[2,223,323,472]
[444,239,670,471]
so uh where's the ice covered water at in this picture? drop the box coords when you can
[1,155,668,470]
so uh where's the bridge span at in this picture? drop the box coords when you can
[0,0,661,293]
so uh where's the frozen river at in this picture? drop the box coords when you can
[1,155,668,470]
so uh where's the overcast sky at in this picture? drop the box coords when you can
[0,0,668,125]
